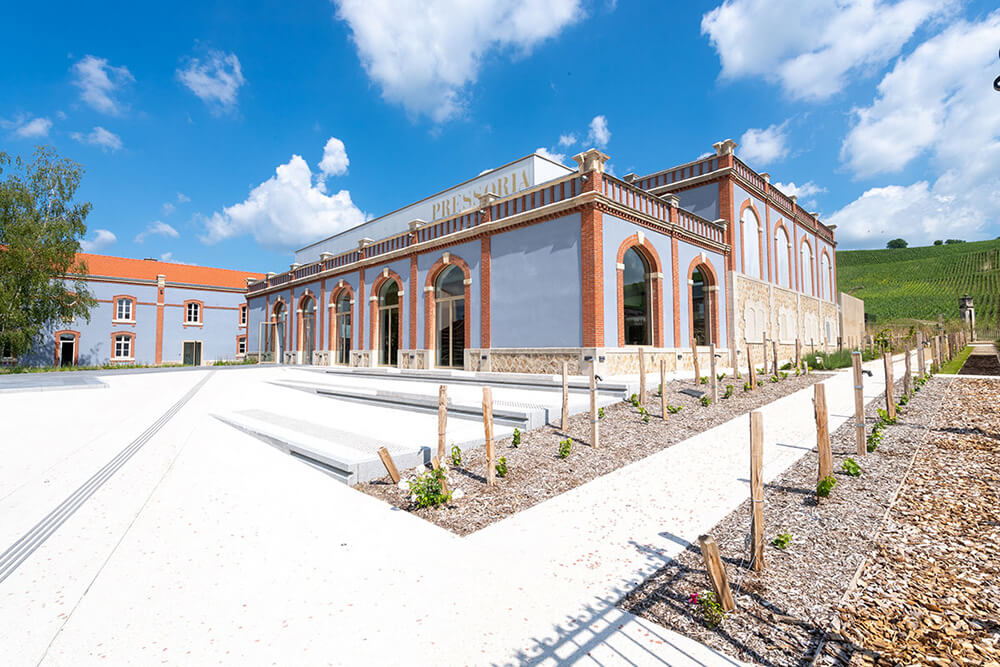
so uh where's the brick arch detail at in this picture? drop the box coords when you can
[615,234,664,347]
[369,269,406,360]
[738,198,765,279]
[686,255,721,346]
[773,219,793,288]
[799,236,815,297]
[327,283,355,353]
[296,289,319,354]
[819,247,834,302]
[424,254,472,363]
[53,329,80,366]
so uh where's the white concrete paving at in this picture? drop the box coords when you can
[0,355,908,665]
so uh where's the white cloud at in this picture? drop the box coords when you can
[80,229,117,253]
[160,252,173,262]
[134,221,179,243]
[335,0,582,122]
[70,126,123,152]
[176,192,191,203]
[71,55,133,114]
[162,202,175,216]
[738,122,789,165]
[586,115,610,148]
[201,145,367,251]
[162,193,190,216]
[177,50,245,113]
[15,116,52,138]
[701,0,956,102]
[829,12,1000,247]
[558,133,576,147]
[773,180,826,199]
[318,136,349,178]
[535,147,567,164]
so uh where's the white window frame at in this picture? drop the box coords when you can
[237,336,247,357]
[114,297,135,323]
[185,302,202,324]
[239,304,248,327]
[113,334,133,360]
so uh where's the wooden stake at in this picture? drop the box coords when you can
[709,343,718,403]
[883,352,896,420]
[761,331,768,379]
[590,361,600,449]
[749,411,765,572]
[437,385,448,461]
[747,345,756,389]
[795,338,802,369]
[660,359,667,420]
[483,387,496,486]
[377,447,400,484]
[916,331,926,376]
[772,339,779,376]
[814,384,832,484]
[638,347,647,405]
[430,456,449,493]
[560,361,569,431]
[691,340,700,384]
[698,535,736,613]
[852,352,865,456]
[903,345,912,397]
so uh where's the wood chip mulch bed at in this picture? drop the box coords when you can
[819,378,1000,666]
[619,375,948,666]
[358,371,821,535]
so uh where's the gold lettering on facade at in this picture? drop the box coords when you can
[427,169,529,221]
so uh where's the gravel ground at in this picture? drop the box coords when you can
[619,375,945,666]
[357,371,822,536]
[820,378,1000,666]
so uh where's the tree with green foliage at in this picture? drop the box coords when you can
[886,238,908,249]
[933,239,943,245]
[945,239,965,244]
[0,147,95,359]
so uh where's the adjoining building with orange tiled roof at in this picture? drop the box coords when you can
[9,253,263,367]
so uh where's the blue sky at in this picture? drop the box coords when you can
[3,0,999,272]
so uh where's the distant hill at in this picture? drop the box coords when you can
[837,239,1000,335]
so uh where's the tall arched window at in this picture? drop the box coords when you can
[435,265,465,368]
[774,226,790,289]
[741,207,762,279]
[691,265,715,345]
[622,247,651,345]
[271,301,286,362]
[334,293,351,365]
[820,252,832,301]
[300,295,316,360]
[378,280,400,366]
[800,241,814,296]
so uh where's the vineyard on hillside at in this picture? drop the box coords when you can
[837,239,1000,336]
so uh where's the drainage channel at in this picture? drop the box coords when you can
[0,372,213,585]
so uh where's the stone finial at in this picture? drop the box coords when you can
[290,262,302,271]
[760,172,770,183]
[663,193,680,207]
[477,192,500,207]
[809,211,820,218]
[357,237,374,249]
[713,218,728,230]
[319,252,334,261]
[790,195,798,206]
[713,139,738,156]
[572,148,611,174]
[623,173,638,184]
[827,224,838,231]
[267,272,277,278]
[407,218,426,232]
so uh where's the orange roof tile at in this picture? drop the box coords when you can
[73,252,265,290]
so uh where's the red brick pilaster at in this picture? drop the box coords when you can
[154,274,165,364]
[357,269,365,351]
[480,236,491,348]
[580,202,604,347]
[409,256,418,349]
[671,235,681,347]
[720,176,734,273]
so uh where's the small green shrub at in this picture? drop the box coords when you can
[598,407,605,419]
[640,407,650,424]
[876,408,897,425]
[408,467,452,508]
[699,396,712,407]
[629,393,640,407]
[512,427,521,447]
[780,371,789,379]
[657,383,663,396]
[699,375,709,385]
[723,384,734,399]
[817,475,837,497]
[496,456,508,478]
[717,372,726,381]
[689,591,725,628]
[666,404,683,414]
[866,426,883,453]
[743,381,752,392]
[899,394,909,406]
[450,445,462,467]
[842,457,862,477]
[558,438,572,459]
[772,532,792,549]
[770,375,780,383]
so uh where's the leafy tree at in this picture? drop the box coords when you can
[0,147,95,359]
[933,239,943,245]
[886,238,908,249]
[945,238,965,244]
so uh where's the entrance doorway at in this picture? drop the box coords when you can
[300,295,316,363]
[183,341,203,366]
[434,265,465,368]
[334,293,352,365]
[59,334,76,367]
[378,280,400,366]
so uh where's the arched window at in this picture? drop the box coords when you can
[435,265,465,368]
[800,241,814,296]
[378,280,400,366]
[622,247,651,345]
[300,295,316,360]
[820,252,832,301]
[741,207,762,279]
[774,226,790,288]
[334,293,352,365]
[691,265,715,345]
[271,301,286,362]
